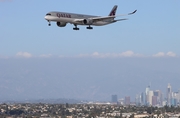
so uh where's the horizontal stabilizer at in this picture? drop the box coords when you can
[128,10,137,15]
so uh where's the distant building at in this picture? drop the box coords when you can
[141,92,144,105]
[118,98,124,105]
[154,91,159,96]
[162,100,167,106]
[145,86,150,105]
[171,98,177,106]
[125,96,130,105]
[135,94,139,106]
[148,91,154,105]
[152,96,157,106]
[154,90,163,106]
[167,83,172,106]
[111,95,118,103]
[178,89,180,103]
[172,92,178,106]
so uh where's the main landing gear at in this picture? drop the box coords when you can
[86,25,93,30]
[73,24,79,30]
[73,24,93,30]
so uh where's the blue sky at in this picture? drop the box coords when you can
[0,0,180,101]
[0,0,180,58]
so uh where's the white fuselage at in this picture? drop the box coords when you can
[45,11,115,26]
[44,5,136,30]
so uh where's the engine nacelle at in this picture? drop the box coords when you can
[83,19,93,25]
[56,22,67,27]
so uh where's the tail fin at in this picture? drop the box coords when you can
[109,5,118,16]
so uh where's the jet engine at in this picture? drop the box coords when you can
[83,19,93,25]
[56,22,67,27]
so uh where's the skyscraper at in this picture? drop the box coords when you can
[141,92,144,105]
[152,96,157,106]
[135,94,140,106]
[148,90,154,105]
[145,86,150,105]
[154,90,163,106]
[172,92,178,106]
[125,96,130,105]
[167,83,172,106]
[178,89,180,103]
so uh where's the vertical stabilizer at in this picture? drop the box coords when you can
[109,5,118,16]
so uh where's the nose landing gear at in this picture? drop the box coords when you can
[47,20,51,26]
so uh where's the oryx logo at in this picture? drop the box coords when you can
[110,8,117,16]
[109,5,117,16]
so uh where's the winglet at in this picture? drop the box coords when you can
[109,5,118,16]
[128,10,137,15]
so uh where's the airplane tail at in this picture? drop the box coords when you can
[109,5,118,16]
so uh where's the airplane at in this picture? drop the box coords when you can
[44,5,137,30]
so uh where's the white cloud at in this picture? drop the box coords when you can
[39,54,52,58]
[153,52,177,57]
[16,52,32,58]
[120,51,136,57]
[12,51,177,59]
[92,52,99,56]
[77,51,143,58]
[153,52,165,57]
[166,51,176,57]
[77,51,178,58]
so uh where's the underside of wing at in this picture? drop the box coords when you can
[114,18,128,21]
[73,16,116,25]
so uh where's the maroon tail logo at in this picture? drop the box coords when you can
[109,6,117,16]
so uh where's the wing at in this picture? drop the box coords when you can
[73,10,137,23]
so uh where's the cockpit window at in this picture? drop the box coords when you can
[46,13,51,16]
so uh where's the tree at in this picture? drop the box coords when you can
[120,112,123,118]
[65,109,71,116]
[129,113,134,118]
[9,109,24,115]
[147,107,152,114]
[155,110,160,117]
[66,103,69,108]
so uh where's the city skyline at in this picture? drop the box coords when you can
[113,83,180,107]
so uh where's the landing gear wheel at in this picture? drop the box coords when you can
[73,27,79,30]
[73,24,79,30]
[48,20,51,26]
[86,25,93,29]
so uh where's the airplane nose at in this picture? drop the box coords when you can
[44,16,48,20]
